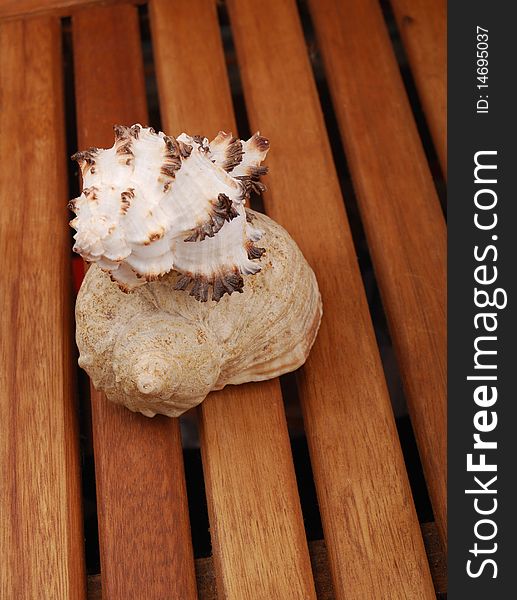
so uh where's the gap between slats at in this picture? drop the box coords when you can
[379,0,446,209]
[386,0,447,179]
[62,16,101,576]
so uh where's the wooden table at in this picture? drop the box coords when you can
[0,0,446,598]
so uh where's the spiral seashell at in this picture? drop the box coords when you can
[69,125,270,301]
[71,126,322,417]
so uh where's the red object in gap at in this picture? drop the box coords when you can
[72,255,85,296]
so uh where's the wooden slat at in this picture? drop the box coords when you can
[149,0,234,139]
[199,383,317,599]
[307,0,447,550]
[226,1,436,598]
[72,6,198,599]
[390,0,447,176]
[0,17,86,599]
[0,0,145,22]
[149,1,317,598]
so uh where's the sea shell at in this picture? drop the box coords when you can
[76,210,322,417]
[71,125,322,417]
[69,125,270,301]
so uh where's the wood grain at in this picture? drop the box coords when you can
[307,0,447,549]
[0,0,145,22]
[87,523,448,599]
[390,0,447,176]
[199,383,317,599]
[149,1,317,598]
[150,0,235,141]
[72,6,197,599]
[226,0,436,597]
[0,17,86,599]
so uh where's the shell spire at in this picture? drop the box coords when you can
[69,125,269,301]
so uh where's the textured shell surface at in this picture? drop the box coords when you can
[76,210,322,418]
[70,125,269,301]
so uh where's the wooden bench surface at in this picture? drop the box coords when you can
[0,1,446,598]
[307,0,447,550]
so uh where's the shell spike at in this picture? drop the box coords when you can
[249,131,270,152]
